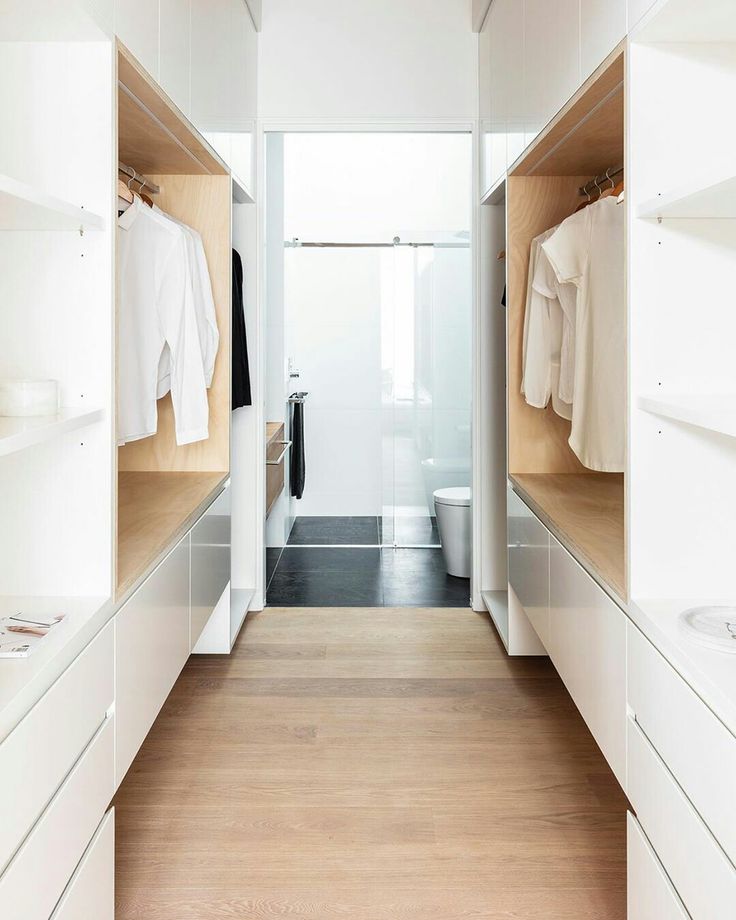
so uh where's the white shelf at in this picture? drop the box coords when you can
[0,408,105,459]
[230,587,255,649]
[637,172,736,219]
[636,0,736,42]
[481,589,509,651]
[639,394,736,439]
[231,173,255,205]
[0,174,105,232]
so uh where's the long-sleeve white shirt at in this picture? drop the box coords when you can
[117,197,209,446]
[153,205,219,395]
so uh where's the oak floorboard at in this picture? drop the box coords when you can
[115,607,627,919]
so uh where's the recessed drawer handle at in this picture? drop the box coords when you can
[267,440,292,465]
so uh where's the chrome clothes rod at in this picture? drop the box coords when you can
[284,239,469,249]
[266,440,292,465]
[118,161,161,195]
[579,165,623,197]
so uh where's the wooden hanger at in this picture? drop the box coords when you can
[497,249,506,261]
[117,177,134,204]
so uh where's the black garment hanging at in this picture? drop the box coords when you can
[232,249,252,409]
[290,395,306,500]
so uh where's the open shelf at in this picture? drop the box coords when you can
[639,394,736,439]
[637,172,736,219]
[232,172,255,204]
[117,471,227,596]
[481,589,509,650]
[636,0,736,42]
[0,408,104,458]
[0,174,105,232]
[511,473,626,601]
[230,587,255,648]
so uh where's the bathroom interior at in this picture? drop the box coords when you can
[264,132,473,606]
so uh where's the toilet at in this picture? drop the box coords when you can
[433,487,471,578]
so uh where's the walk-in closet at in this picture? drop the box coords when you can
[2,1,736,919]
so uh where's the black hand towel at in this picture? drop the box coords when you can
[290,395,306,499]
[232,249,252,409]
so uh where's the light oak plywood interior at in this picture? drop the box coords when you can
[506,49,627,599]
[115,42,231,595]
[117,471,227,596]
[266,422,286,518]
[511,473,625,601]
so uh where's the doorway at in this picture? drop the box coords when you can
[264,132,473,606]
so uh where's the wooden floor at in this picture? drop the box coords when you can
[114,607,628,919]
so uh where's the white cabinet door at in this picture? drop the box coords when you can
[580,0,626,82]
[115,534,190,787]
[50,810,114,920]
[524,0,580,146]
[160,0,191,116]
[230,0,257,190]
[114,0,159,78]
[478,10,493,196]
[487,0,506,188]
[507,485,549,645]
[191,490,231,648]
[191,0,232,165]
[628,814,690,920]
[493,0,524,170]
[549,535,626,787]
[627,0,657,31]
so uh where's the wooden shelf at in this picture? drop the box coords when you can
[0,408,104,458]
[117,471,227,596]
[511,473,626,601]
[0,174,105,232]
[639,394,736,439]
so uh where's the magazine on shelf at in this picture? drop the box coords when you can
[0,613,65,658]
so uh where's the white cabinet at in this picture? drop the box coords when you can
[627,0,657,30]
[628,623,736,867]
[507,485,549,644]
[627,716,736,920]
[115,534,190,786]
[50,810,114,920]
[628,814,690,920]
[230,0,257,190]
[0,717,114,920]
[549,535,626,786]
[490,0,524,173]
[191,0,233,165]
[479,10,492,195]
[580,0,626,82]
[114,0,159,78]
[524,0,580,147]
[487,0,506,188]
[0,621,113,876]
[159,0,191,116]
[190,490,231,648]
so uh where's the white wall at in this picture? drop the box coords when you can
[258,0,477,119]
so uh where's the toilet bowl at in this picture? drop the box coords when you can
[421,457,471,514]
[433,486,471,578]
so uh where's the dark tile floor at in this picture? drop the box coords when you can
[266,545,470,608]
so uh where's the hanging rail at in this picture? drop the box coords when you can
[118,161,161,195]
[579,165,623,198]
[284,238,469,249]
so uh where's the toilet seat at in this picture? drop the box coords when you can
[433,486,471,508]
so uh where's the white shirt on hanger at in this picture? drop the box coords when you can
[532,244,577,406]
[153,205,219,395]
[542,195,625,473]
[117,197,209,447]
[522,227,572,420]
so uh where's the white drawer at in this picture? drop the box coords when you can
[50,809,114,920]
[507,484,549,644]
[549,535,626,788]
[0,621,113,874]
[628,813,690,920]
[115,534,190,787]
[627,716,736,920]
[0,716,114,920]
[628,623,736,865]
